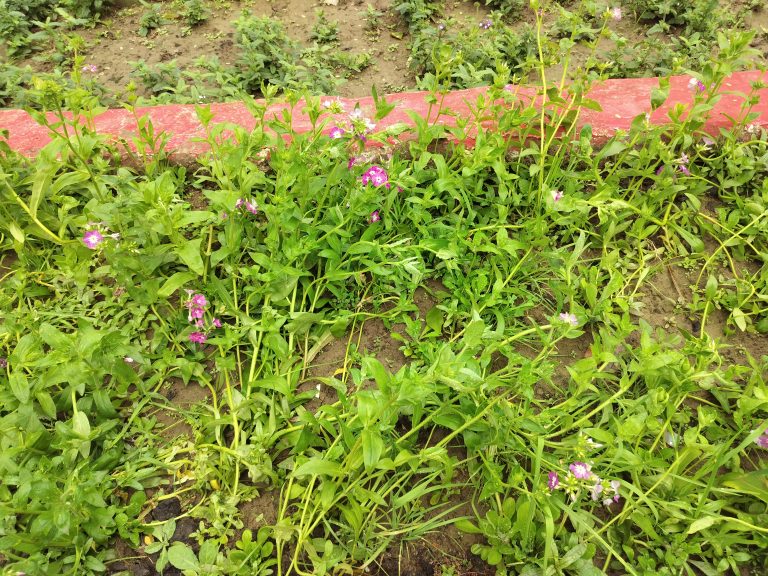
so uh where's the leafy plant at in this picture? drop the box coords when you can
[182,0,209,27]
[310,10,339,45]
[138,3,167,37]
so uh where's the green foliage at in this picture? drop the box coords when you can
[311,9,339,45]
[483,0,526,19]
[232,12,339,95]
[411,18,537,90]
[624,0,722,36]
[138,3,167,37]
[1,3,768,576]
[182,0,209,27]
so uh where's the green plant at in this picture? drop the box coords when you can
[2,4,768,576]
[232,11,339,95]
[182,0,209,27]
[363,3,384,31]
[310,9,339,45]
[138,3,167,37]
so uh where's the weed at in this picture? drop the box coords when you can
[311,10,339,45]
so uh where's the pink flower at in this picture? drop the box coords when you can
[369,210,380,223]
[191,294,207,308]
[0,357,7,369]
[479,19,492,30]
[756,433,768,449]
[610,480,621,502]
[189,307,205,320]
[687,77,706,93]
[362,165,389,187]
[82,64,98,73]
[559,312,578,326]
[236,199,259,215]
[329,126,345,139]
[83,229,104,249]
[347,156,357,169]
[569,462,592,480]
[244,200,258,215]
[610,7,621,21]
[551,190,563,202]
[212,318,222,328]
[547,471,559,491]
[590,481,604,501]
[195,319,205,328]
[189,332,207,344]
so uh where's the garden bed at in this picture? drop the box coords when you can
[2,2,768,576]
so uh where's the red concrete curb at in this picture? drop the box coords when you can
[1,72,767,161]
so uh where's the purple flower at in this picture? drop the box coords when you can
[551,190,563,202]
[191,294,207,308]
[756,433,768,449]
[212,318,222,328]
[678,164,691,176]
[189,331,207,344]
[656,165,665,175]
[83,229,104,249]
[569,462,592,479]
[687,77,706,93]
[244,200,258,215]
[479,19,492,30]
[610,480,621,502]
[369,210,380,223]
[82,64,98,73]
[236,198,259,215]
[0,357,7,369]
[559,312,578,326]
[362,165,389,188]
[329,126,345,139]
[547,471,559,491]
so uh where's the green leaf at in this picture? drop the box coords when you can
[9,371,30,404]
[560,543,587,568]
[285,312,325,335]
[293,458,343,478]
[176,237,205,276]
[462,318,485,349]
[455,519,482,534]
[651,77,670,111]
[8,221,25,244]
[596,140,627,161]
[732,308,748,331]
[687,516,720,535]
[705,275,718,300]
[362,428,384,470]
[158,272,197,298]
[73,412,91,438]
[426,306,444,333]
[168,542,200,571]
